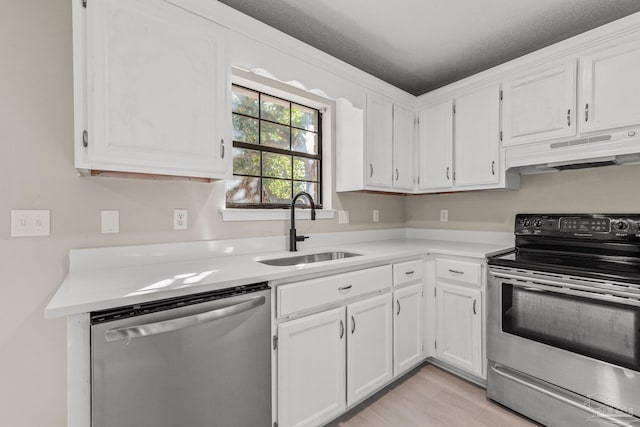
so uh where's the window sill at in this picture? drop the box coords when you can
[221,208,336,222]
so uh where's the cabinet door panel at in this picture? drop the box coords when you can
[365,93,393,188]
[87,0,229,177]
[278,308,346,427]
[418,101,453,190]
[393,104,415,190]
[453,85,500,187]
[393,284,424,376]
[503,62,576,146]
[347,293,393,406]
[435,282,482,376]
[581,38,640,133]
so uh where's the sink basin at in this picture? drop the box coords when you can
[258,251,362,266]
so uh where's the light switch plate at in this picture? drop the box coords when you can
[338,210,350,224]
[11,210,50,237]
[101,210,120,234]
[440,209,448,222]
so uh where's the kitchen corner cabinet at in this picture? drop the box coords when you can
[392,104,416,190]
[418,100,454,191]
[502,62,577,146]
[393,283,424,376]
[365,93,394,188]
[74,0,231,179]
[580,36,640,133]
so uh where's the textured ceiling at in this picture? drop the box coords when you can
[218,0,640,95]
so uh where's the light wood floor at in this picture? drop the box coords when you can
[327,364,540,427]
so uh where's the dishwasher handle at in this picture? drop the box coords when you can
[105,295,266,343]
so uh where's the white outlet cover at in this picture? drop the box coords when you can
[338,210,350,224]
[373,209,380,223]
[11,209,51,237]
[174,209,188,230]
[440,209,449,222]
[101,210,120,234]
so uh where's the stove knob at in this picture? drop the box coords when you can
[614,221,629,231]
[534,220,543,228]
[523,219,531,227]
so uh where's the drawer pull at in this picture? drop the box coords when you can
[405,270,415,276]
[449,269,465,275]
[338,285,352,292]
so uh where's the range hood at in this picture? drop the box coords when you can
[505,128,640,174]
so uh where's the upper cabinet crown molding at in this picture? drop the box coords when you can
[74,0,231,180]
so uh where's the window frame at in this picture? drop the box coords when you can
[227,84,323,209]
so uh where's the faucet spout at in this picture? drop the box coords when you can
[289,191,316,251]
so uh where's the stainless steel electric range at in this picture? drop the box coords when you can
[487,214,640,427]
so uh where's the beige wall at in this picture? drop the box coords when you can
[2,1,640,426]
[406,164,640,231]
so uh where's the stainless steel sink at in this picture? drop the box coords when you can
[257,251,362,266]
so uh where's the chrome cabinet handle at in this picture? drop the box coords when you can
[446,167,450,180]
[449,269,464,275]
[395,168,399,181]
[369,163,373,177]
[220,139,225,159]
[339,319,344,339]
[338,285,352,292]
[351,316,356,334]
[473,299,477,315]
[567,109,571,127]
[585,103,589,122]
[105,296,265,343]
[491,160,495,175]
[396,299,401,315]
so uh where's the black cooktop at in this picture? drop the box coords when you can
[488,214,640,284]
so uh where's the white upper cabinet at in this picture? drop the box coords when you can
[77,0,230,179]
[392,104,416,190]
[502,62,577,146]
[365,93,394,188]
[454,85,501,187]
[418,100,454,190]
[580,36,640,133]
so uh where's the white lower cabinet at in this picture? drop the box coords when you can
[346,293,393,406]
[435,281,482,377]
[277,307,346,427]
[393,283,423,376]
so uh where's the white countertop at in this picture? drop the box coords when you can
[45,235,512,318]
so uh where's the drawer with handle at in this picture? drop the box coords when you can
[435,258,481,286]
[277,265,392,318]
[393,259,423,287]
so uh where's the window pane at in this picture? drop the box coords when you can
[293,157,319,181]
[292,104,318,131]
[232,87,259,117]
[233,115,258,144]
[233,147,260,176]
[292,129,318,154]
[261,95,290,125]
[263,178,292,203]
[226,176,261,204]
[261,121,290,150]
[263,152,292,179]
[294,181,318,203]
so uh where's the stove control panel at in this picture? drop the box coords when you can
[515,214,640,239]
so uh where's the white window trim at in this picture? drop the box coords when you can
[222,67,335,221]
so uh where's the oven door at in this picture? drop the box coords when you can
[488,266,640,415]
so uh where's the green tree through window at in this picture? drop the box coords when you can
[227,85,322,207]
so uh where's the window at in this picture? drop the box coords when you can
[226,85,322,208]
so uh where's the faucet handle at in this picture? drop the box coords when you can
[296,235,309,242]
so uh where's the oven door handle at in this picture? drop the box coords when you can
[105,295,266,343]
[490,364,637,427]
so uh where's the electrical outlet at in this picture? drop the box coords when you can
[338,210,350,224]
[101,210,119,234]
[11,210,50,237]
[173,209,188,230]
[373,209,380,223]
[440,209,448,222]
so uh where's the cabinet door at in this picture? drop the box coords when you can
[365,93,393,188]
[86,0,230,178]
[435,282,482,377]
[278,308,346,427]
[454,85,500,187]
[392,104,415,190]
[503,62,576,146]
[418,100,454,190]
[580,38,640,133]
[346,293,393,406]
[393,283,424,376]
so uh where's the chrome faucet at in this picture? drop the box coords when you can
[289,191,316,251]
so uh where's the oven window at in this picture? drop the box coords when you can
[502,283,640,372]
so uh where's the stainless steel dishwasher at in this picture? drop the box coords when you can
[90,282,271,427]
